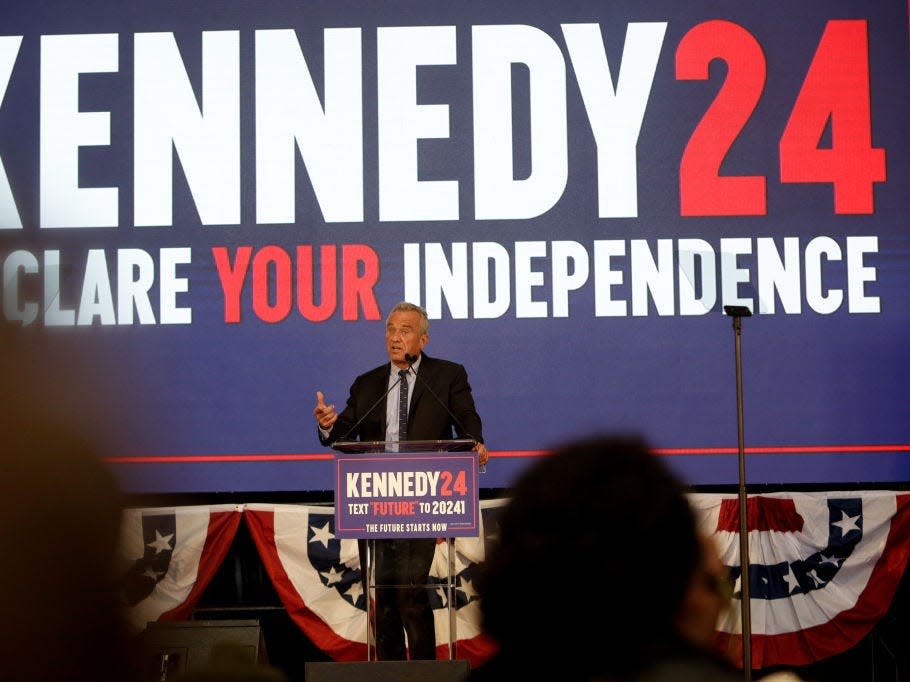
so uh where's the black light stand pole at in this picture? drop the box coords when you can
[723,304,752,681]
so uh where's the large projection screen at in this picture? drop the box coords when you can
[1,1,908,494]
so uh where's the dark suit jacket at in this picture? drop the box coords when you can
[320,353,483,447]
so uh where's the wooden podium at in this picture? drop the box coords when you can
[332,439,480,662]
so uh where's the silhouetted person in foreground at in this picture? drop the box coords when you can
[0,323,139,681]
[0,406,138,681]
[472,434,746,682]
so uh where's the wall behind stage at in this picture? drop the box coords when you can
[1,1,908,494]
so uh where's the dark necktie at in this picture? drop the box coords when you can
[398,369,409,441]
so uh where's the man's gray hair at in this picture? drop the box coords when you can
[387,301,429,335]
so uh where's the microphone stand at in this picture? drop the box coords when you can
[723,305,752,681]
[331,371,408,446]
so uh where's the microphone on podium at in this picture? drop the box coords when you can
[404,353,486,472]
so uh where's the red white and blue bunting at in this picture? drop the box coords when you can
[118,493,910,670]
[692,492,910,668]
[120,504,243,632]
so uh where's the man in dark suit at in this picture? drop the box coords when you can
[313,301,488,660]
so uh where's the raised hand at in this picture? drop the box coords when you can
[313,390,337,430]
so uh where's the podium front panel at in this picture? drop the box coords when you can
[335,451,479,539]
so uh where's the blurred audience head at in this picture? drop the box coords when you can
[476,434,732,680]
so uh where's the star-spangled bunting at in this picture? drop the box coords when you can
[120,493,910,670]
[691,491,910,668]
[118,504,242,634]
[241,500,506,665]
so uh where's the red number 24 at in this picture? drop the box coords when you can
[676,19,886,217]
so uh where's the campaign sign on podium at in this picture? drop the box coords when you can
[333,439,479,539]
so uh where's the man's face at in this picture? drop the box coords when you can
[385,310,428,367]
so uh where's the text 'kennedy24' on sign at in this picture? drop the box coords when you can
[334,452,479,539]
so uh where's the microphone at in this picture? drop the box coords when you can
[404,353,486,472]
[331,370,408,447]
